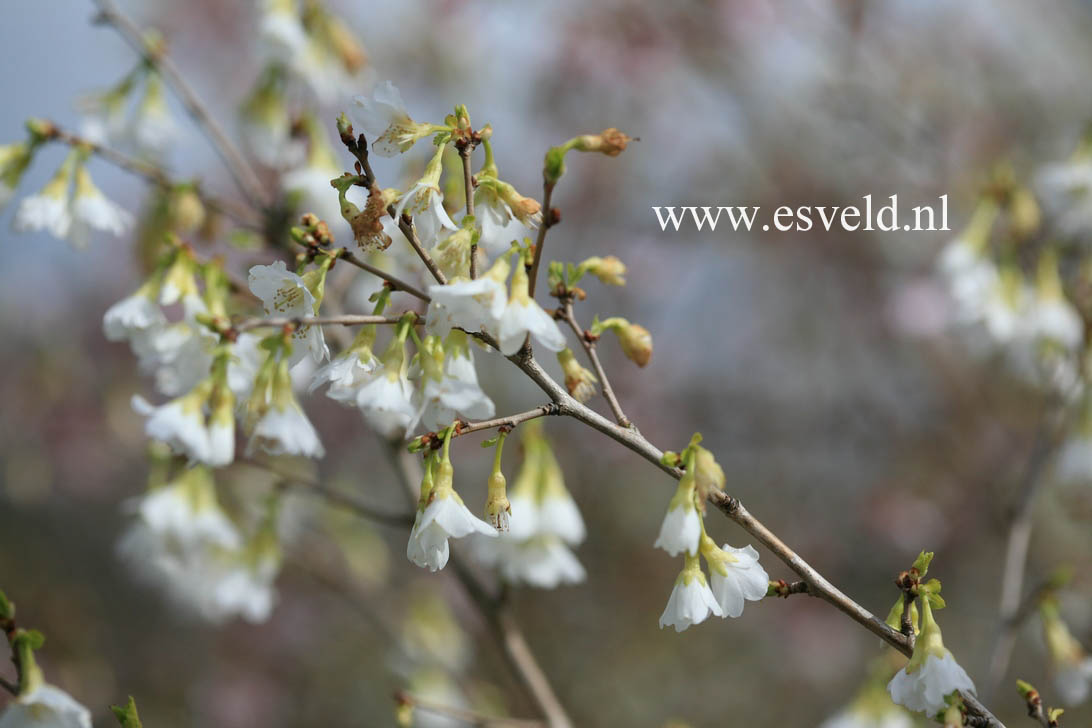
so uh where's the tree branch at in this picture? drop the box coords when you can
[526,182,555,299]
[44,122,263,230]
[234,314,411,334]
[558,299,629,427]
[91,0,269,210]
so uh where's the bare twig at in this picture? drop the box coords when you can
[526,182,555,299]
[459,145,478,279]
[290,238,431,302]
[91,0,269,210]
[234,314,410,334]
[396,690,544,728]
[559,299,629,427]
[412,406,559,450]
[0,675,15,696]
[45,122,263,230]
[383,442,575,728]
[986,413,1065,700]
[500,348,1006,727]
[237,458,415,528]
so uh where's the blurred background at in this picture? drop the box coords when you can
[3,0,1092,726]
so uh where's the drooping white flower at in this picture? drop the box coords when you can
[67,164,133,247]
[131,73,177,155]
[426,257,510,340]
[247,358,324,458]
[310,328,379,404]
[659,554,724,632]
[103,282,166,342]
[819,700,915,728]
[13,153,75,240]
[0,683,92,728]
[354,321,416,437]
[887,599,976,715]
[248,260,328,364]
[408,454,496,572]
[0,141,37,211]
[1038,157,1092,235]
[411,333,495,433]
[474,535,585,589]
[701,539,768,618]
[132,384,213,463]
[1041,598,1092,706]
[394,146,457,246]
[240,70,305,169]
[497,254,566,356]
[351,81,441,157]
[257,0,308,62]
[654,471,701,557]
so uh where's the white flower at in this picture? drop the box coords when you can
[1042,600,1092,705]
[130,319,216,398]
[659,558,724,632]
[819,706,914,728]
[248,261,328,364]
[1027,297,1083,350]
[395,181,456,248]
[131,74,177,155]
[0,142,36,211]
[281,161,344,230]
[132,389,212,463]
[248,404,324,458]
[1055,657,1092,706]
[13,170,72,240]
[408,458,496,572]
[257,0,308,62]
[888,652,975,715]
[0,684,91,728]
[1038,159,1092,235]
[411,344,495,433]
[310,347,378,404]
[426,268,509,340]
[888,600,975,715]
[356,368,416,438]
[103,284,165,342]
[66,166,132,247]
[475,535,585,589]
[205,551,279,623]
[497,259,566,356]
[654,476,701,557]
[351,81,438,157]
[537,488,586,546]
[703,542,768,618]
[475,189,531,258]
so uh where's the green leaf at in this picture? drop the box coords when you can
[924,591,946,610]
[0,589,13,620]
[111,696,143,728]
[1016,679,1036,699]
[912,550,934,576]
[1048,707,1064,722]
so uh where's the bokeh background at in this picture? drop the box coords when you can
[3,0,1092,726]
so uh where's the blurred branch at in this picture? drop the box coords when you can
[238,458,416,528]
[558,298,629,427]
[291,236,432,302]
[233,314,410,334]
[383,442,575,728]
[395,690,544,728]
[503,348,1007,728]
[90,0,269,210]
[0,675,15,696]
[526,183,555,299]
[986,410,1066,700]
[42,122,263,230]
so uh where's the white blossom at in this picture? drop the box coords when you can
[497,259,566,356]
[0,684,92,728]
[654,476,701,557]
[67,165,132,247]
[659,559,724,632]
[13,162,72,240]
[426,267,509,340]
[103,284,166,342]
[248,261,328,364]
[132,389,212,464]
[351,81,438,157]
[703,542,768,618]
[408,458,496,572]
[887,600,975,715]
[131,74,177,155]
[411,343,495,433]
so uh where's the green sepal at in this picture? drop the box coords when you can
[111,696,143,728]
[481,436,500,448]
[0,589,13,620]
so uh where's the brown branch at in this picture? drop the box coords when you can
[396,690,544,728]
[45,123,263,230]
[526,182,555,298]
[91,0,269,210]
[340,128,447,285]
[500,348,1006,728]
[459,145,478,279]
[237,458,415,528]
[290,237,431,302]
[383,442,574,728]
[986,412,1065,700]
[558,299,629,427]
[412,406,559,451]
[234,314,410,334]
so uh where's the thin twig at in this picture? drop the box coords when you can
[234,314,410,334]
[383,442,575,728]
[342,127,447,285]
[237,458,415,528]
[0,675,15,696]
[291,238,431,302]
[559,299,629,427]
[396,690,544,728]
[45,123,263,230]
[986,412,1064,700]
[526,182,555,298]
[91,0,269,209]
[459,145,478,279]
[500,348,1006,728]
[413,406,559,450]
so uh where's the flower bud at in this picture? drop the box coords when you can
[573,128,631,157]
[167,185,206,233]
[580,255,626,286]
[557,348,597,402]
[484,470,511,531]
[597,317,652,367]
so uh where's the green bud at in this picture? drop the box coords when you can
[911,550,934,577]
[111,696,144,728]
[0,589,13,620]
